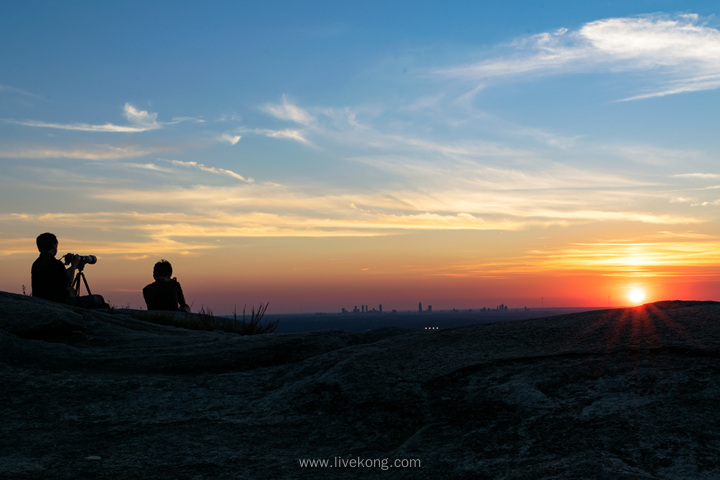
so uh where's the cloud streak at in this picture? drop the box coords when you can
[437,13,720,100]
[241,127,313,145]
[4,103,198,133]
[167,160,254,183]
[87,178,700,232]
[263,129,312,145]
[0,84,44,100]
[0,144,171,160]
[530,240,720,275]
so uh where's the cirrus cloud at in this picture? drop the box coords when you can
[262,94,315,125]
[167,159,254,183]
[4,103,201,133]
[0,144,172,159]
[437,13,720,100]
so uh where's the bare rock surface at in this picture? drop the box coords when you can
[2,291,720,479]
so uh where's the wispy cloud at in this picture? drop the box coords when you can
[4,103,198,133]
[0,84,44,100]
[530,239,720,275]
[432,236,720,278]
[263,129,312,145]
[218,133,242,145]
[0,144,170,160]
[167,159,253,183]
[262,95,315,125]
[122,103,160,129]
[674,173,720,179]
[87,177,700,232]
[125,162,173,173]
[437,13,720,100]
[6,119,152,133]
[253,95,317,145]
[349,151,651,191]
[240,127,313,146]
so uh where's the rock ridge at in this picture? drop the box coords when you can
[3,291,720,479]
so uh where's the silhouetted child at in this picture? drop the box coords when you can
[143,259,191,312]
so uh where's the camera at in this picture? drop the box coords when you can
[63,253,97,266]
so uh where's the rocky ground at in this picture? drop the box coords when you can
[2,291,720,479]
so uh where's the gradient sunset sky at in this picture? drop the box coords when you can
[3,1,720,313]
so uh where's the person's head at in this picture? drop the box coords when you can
[153,259,173,279]
[36,232,58,254]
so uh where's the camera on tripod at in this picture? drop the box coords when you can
[63,253,97,267]
[62,253,98,297]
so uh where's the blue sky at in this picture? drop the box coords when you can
[3,1,720,311]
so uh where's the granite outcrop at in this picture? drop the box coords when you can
[2,291,720,479]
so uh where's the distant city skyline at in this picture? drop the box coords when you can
[3,1,720,313]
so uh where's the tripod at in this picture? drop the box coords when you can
[71,263,93,297]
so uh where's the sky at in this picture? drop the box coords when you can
[3,0,720,313]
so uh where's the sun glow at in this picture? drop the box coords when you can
[628,287,646,306]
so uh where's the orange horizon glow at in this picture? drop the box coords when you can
[3,232,719,314]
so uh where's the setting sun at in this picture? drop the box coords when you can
[628,288,646,306]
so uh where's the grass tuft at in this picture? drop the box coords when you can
[133,303,278,335]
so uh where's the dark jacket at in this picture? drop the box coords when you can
[31,252,70,302]
[143,278,187,311]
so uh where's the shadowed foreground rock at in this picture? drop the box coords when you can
[3,291,720,479]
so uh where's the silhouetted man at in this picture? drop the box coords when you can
[31,232,79,302]
[143,259,191,312]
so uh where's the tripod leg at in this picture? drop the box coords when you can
[72,273,81,297]
[81,272,92,295]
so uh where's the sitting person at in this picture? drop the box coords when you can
[31,232,107,307]
[143,259,191,312]
[31,232,79,303]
